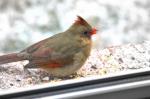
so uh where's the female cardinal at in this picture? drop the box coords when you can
[0,16,97,77]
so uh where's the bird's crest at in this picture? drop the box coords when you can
[74,16,88,25]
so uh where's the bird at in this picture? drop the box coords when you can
[0,16,97,77]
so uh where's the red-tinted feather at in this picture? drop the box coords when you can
[39,60,62,68]
[31,48,52,58]
[75,16,87,25]
[46,63,61,68]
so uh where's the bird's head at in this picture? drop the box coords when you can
[67,16,97,39]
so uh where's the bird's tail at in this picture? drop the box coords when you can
[0,53,25,65]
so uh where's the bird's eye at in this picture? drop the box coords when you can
[83,31,88,35]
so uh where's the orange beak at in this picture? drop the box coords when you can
[90,28,97,35]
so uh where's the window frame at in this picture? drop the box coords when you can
[1,69,150,99]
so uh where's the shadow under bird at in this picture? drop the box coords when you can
[0,16,97,77]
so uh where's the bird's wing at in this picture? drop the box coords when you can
[21,33,63,54]
[22,33,81,68]
[24,46,76,68]
[21,37,50,54]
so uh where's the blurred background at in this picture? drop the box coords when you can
[0,0,150,53]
